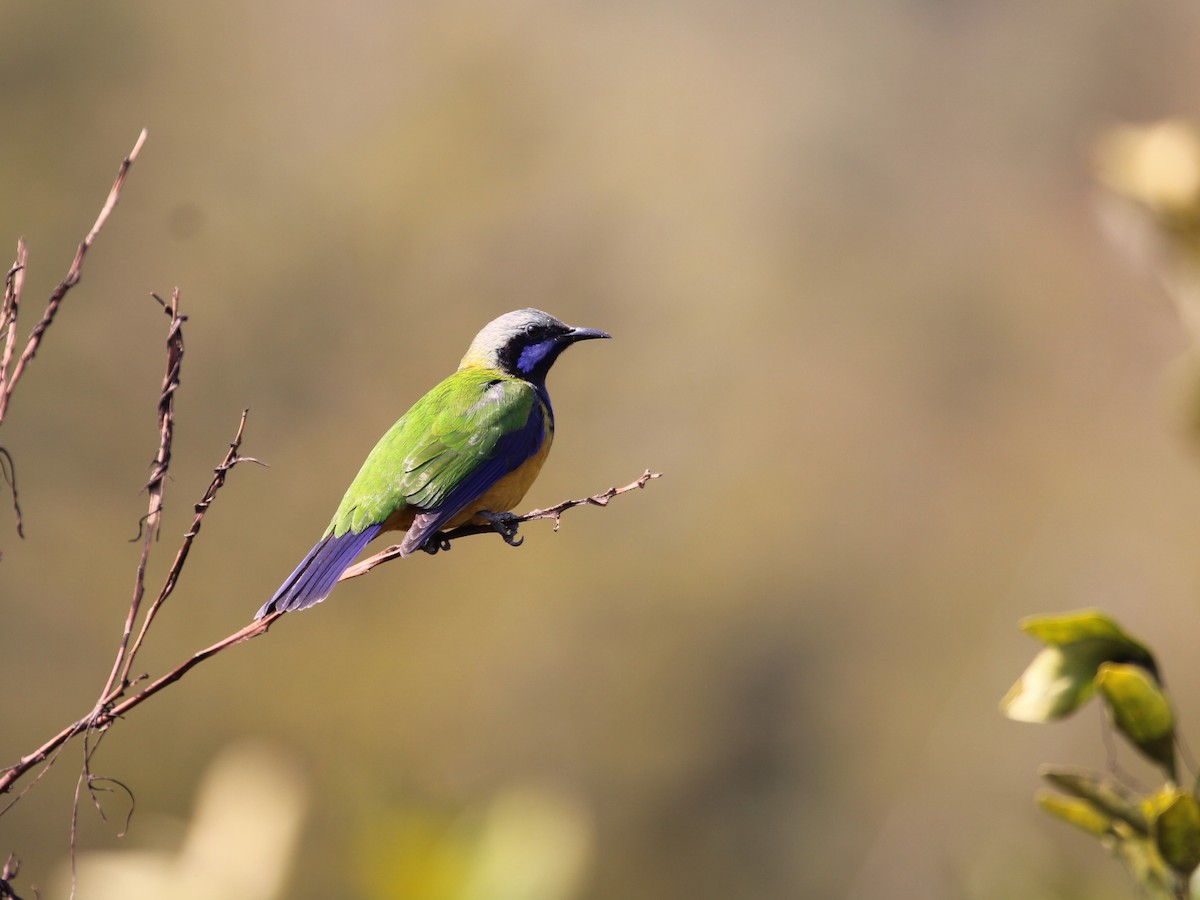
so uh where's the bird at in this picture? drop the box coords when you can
[255,308,610,618]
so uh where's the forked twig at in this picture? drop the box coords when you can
[0,416,264,801]
[97,290,184,706]
[124,408,265,676]
[0,467,659,804]
[0,130,147,424]
[0,130,146,563]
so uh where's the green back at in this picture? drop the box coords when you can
[327,368,538,536]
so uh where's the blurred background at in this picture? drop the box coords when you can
[4,1,1200,898]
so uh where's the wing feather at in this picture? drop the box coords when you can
[328,371,546,541]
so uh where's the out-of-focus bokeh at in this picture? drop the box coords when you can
[5,2,1200,898]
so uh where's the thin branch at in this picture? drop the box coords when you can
[0,449,21,543]
[0,732,74,819]
[124,408,265,675]
[106,613,280,722]
[0,242,28,548]
[0,240,27,404]
[0,468,659,803]
[0,129,147,423]
[60,291,180,894]
[97,290,183,705]
[340,469,662,581]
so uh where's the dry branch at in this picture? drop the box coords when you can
[0,129,146,424]
[0,241,27,409]
[0,448,20,543]
[99,290,184,704]
[124,407,265,672]
[0,410,262,803]
[0,465,659,804]
[341,469,663,581]
[0,129,147,562]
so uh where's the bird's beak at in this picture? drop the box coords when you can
[567,325,611,343]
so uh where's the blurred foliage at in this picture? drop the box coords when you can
[355,784,591,900]
[52,742,306,900]
[1095,117,1200,447]
[1004,117,1200,898]
[1002,609,1159,724]
[1004,611,1198,897]
[7,2,1200,899]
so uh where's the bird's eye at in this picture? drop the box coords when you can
[523,323,538,337]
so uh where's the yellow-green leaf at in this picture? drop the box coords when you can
[1036,791,1112,837]
[1095,663,1176,780]
[1020,609,1148,653]
[1153,790,1200,876]
[1039,766,1149,834]
[1003,610,1161,723]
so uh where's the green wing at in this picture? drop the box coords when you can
[328,369,540,537]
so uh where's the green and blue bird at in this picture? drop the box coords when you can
[255,308,609,618]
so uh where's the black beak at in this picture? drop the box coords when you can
[567,325,611,342]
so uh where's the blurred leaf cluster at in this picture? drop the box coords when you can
[355,784,592,900]
[57,741,590,900]
[1095,118,1200,447]
[1004,610,1199,898]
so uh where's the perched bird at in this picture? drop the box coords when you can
[255,308,609,618]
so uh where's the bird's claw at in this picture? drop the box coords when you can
[478,510,524,548]
[422,535,452,555]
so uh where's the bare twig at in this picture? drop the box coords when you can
[124,408,265,675]
[0,242,28,546]
[105,613,280,722]
[0,415,264,802]
[97,290,183,706]
[0,468,659,804]
[64,291,181,897]
[511,468,661,529]
[0,129,146,424]
[0,735,73,819]
[0,131,145,558]
[340,469,662,581]
[3,612,283,804]
[0,241,27,404]
[0,449,21,543]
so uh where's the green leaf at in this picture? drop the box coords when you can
[1036,791,1112,837]
[1153,790,1200,876]
[1039,766,1149,834]
[1020,610,1157,673]
[1095,663,1176,780]
[1022,609,1142,652]
[1002,610,1160,723]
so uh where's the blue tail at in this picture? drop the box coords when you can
[256,524,381,618]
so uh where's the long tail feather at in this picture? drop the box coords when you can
[256,524,381,618]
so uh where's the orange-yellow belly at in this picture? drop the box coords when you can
[379,429,554,535]
[445,431,553,528]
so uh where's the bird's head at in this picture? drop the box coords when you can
[460,308,610,382]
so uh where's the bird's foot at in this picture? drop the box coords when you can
[422,535,453,555]
[477,510,524,548]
